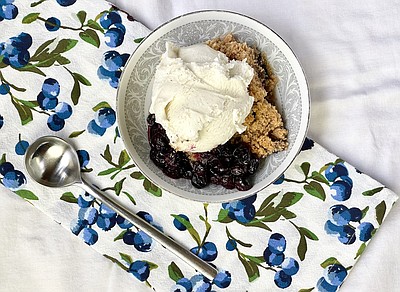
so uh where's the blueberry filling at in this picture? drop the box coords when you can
[147,114,260,191]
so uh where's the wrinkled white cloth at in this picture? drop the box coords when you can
[1,0,400,291]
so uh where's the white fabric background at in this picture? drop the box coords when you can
[1,0,400,291]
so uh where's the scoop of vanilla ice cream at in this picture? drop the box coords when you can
[149,41,254,152]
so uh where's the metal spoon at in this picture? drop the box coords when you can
[24,135,218,280]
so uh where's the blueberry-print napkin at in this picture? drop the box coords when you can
[0,1,398,291]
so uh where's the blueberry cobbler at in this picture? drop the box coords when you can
[147,34,288,191]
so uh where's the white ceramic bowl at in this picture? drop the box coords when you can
[117,10,309,202]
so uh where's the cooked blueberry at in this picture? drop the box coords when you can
[191,172,208,188]
[235,177,251,191]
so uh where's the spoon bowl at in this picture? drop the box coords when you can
[24,135,218,280]
[25,136,81,188]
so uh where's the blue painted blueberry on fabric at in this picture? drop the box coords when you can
[77,192,94,208]
[0,2,18,20]
[47,114,65,131]
[96,214,117,231]
[323,264,347,286]
[330,180,352,201]
[173,214,189,231]
[358,222,374,241]
[281,257,299,276]
[98,50,128,88]
[190,242,218,262]
[324,220,343,236]
[42,78,60,99]
[37,92,58,110]
[8,50,30,68]
[0,161,14,175]
[348,207,362,222]
[317,277,338,292]
[0,33,32,67]
[263,247,285,266]
[0,114,3,129]
[133,230,153,252]
[274,270,292,289]
[104,28,125,48]
[76,149,90,168]
[116,215,133,229]
[99,203,117,218]
[56,0,77,7]
[337,225,356,245]
[79,227,98,245]
[70,218,86,235]
[328,205,351,226]
[213,270,231,288]
[273,174,284,184]
[95,107,116,128]
[87,119,106,136]
[221,195,257,223]
[128,260,150,282]
[171,284,187,292]
[15,139,29,155]
[225,239,237,251]
[45,17,61,31]
[2,169,26,190]
[137,211,153,223]
[301,137,314,151]
[122,230,136,245]
[324,163,349,182]
[102,50,123,71]
[176,277,192,291]
[55,102,72,119]
[268,233,286,254]
[0,83,10,95]
[78,206,98,225]
[99,11,122,29]
[190,275,211,292]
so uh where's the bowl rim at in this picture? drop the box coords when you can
[116,9,310,203]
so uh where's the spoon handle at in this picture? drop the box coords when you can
[78,177,218,280]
